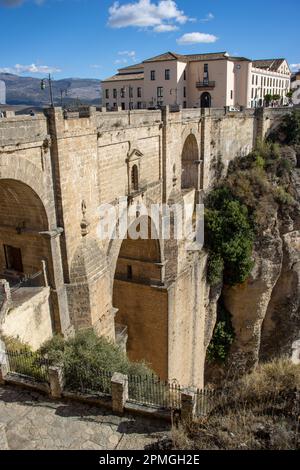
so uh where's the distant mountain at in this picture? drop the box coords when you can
[0,73,102,107]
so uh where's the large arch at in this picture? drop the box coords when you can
[112,215,168,379]
[0,179,51,280]
[181,133,199,190]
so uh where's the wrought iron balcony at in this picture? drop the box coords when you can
[196,80,216,89]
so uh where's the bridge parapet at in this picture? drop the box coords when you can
[0,113,48,147]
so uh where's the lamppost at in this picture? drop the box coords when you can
[40,73,54,107]
[60,88,68,107]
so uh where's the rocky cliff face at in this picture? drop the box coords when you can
[205,145,300,382]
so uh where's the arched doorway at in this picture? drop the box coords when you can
[200,92,211,108]
[112,215,168,378]
[181,134,200,189]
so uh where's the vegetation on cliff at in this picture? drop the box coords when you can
[206,300,235,363]
[153,358,300,450]
[205,112,300,364]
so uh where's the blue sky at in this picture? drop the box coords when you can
[0,0,299,79]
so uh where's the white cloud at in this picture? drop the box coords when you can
[176,32,218,45]
[108,0,189,32]
[0,63,61,74]
[114,58,128,64]
[118,50,136,58]
[0,0,44,6]
[290,63,300,71]
[117,50,137,63]
[200,12,214,23]
[90,64,102,69]
[153,24,179,32]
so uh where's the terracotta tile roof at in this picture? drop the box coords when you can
[102,72,144,83]
[143,52,187,63]
[185,51,229,61]
[143,51,250,63]
[118,63,144,72]
[252,59,285,71]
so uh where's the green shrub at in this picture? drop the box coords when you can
[206,301,235,363]
[273,186,295,206]
[205,187,254,285]
[39,329,154,392]
[207,252,224,286]
[269,111,300,145]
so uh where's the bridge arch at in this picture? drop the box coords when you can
[181,133,200,190]
[0,178,51,277]
[112,214,168,378]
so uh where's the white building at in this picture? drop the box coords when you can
[0,80,6,105]
[102,51,291,110]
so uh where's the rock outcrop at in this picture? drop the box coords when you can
[205,145,300,380]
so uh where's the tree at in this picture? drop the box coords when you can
[264,93,273,107]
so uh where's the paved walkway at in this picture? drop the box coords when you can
[0,386,169,450]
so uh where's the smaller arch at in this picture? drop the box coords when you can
[200,92,211,108]
[181,134,199,189]
[131,164,139,191]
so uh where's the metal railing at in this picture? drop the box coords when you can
[196,81,216,88]
[6,349,50,383]
[195,388,217,416]
[64,363,113,396]
[127,374,181,409]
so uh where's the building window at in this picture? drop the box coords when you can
[113,103,117,108]
[183,86,186,98]
[230,90,233,100]
[157,101,163,107]
[151,70,156,81]
[127,265,133,280]
[105,103,109,110]
[204,63,208,73]
[105,89,109,99]
[131,164,139,191]
[4,245,23,272]
[121,102,125,110]
[129,86,133,98]
[120,88,125,98]
[137,87,142,98]
[183,69,186,80]
[157,87,163,98]
[183,101,187,108]
[137,101,142,109]
[113,89,117,99]
[165,69,170,80]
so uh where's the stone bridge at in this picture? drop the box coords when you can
[0,105,289,387]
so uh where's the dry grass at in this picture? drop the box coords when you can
[169,358,300,450]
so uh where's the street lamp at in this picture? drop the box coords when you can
[60,88,68,107]
[40,74,54,107]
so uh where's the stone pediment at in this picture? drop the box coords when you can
[126,141,143,163]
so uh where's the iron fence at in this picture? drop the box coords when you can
[63,363,113,396]
[10,270,44,292]
[195,388,217,417]
[127,374,181,409]
[6,349,50,383]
